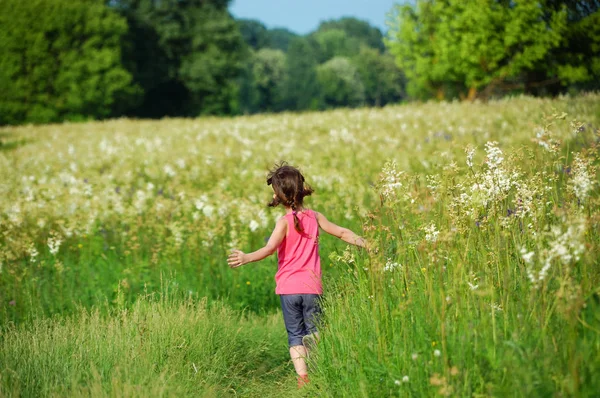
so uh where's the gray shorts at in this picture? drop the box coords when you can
[279,294,321,347]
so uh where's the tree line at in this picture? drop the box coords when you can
[0,0,597,125]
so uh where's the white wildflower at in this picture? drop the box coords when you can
[411,353,418,360]
[48,233,62,256]
[163,164,176,177]
[426,174,440,199]
[434,349,441,357]
[569,154,594,203]
[380,160,404,199]
[527,218,586,287]
[424,223,439,243]
[520,248,535,264]
[249,220,259,232]
[402,375,409,383]
[384,259,402,272]
[465,145,476,168]
[202,204,215,218]
[485,141,504,169]
[27,243,39,263]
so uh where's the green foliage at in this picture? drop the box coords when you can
[282,37,322,111]
[550,2,600,90]
[0,94,600,397]
[237,19,298,52]
[386,0,569,99]
[354,47,405,107]
[0,0,139,125]
[313,29,360,62]
[266,28,298,52]
[2,96,599,396]
[317,17,385,53]
[252,49,287,112]
[237,19,271,50]
[115,0,245,117]
[317,57,365,108]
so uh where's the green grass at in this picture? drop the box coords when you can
[1,95,600,396]
[0,290,306,397]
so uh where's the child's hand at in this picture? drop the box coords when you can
[228,250,248,268]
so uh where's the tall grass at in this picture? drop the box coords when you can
[309,116,600,396]
[1,94,599,396]
[0,288,303,397]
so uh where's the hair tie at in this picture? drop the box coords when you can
[292,210,297,215]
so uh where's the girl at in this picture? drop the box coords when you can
[227,163,366,388]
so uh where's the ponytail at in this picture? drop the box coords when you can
[291,203,303,233]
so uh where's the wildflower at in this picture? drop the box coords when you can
[202,205,214,218]
[485,141,504,169]
[379,160,404,199]
[246,281,251,285]
[48,233,62,256]
[426,174,440,199]
[424,223,439,243]
[527,218,586,287]
[402,376,409,383]
[465,145,476,168]
[384,259,401,272]
[569,153,594,203]
[411,353,418,360]
[249,220,260,232]
[520,248,534,264]
[394,380,401,386]
[434,349,441,357]
[163,164,176,177]
[27,243,39,263]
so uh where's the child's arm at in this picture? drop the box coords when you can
[228,217,288,268]
[315,212,367,248]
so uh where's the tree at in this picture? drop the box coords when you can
[313,29,359,62]
[317,17,385,52]
[354,47,405,106]
[0,0,139,125]
[317,57,365,108]
[282,37,321,111]
[237,19,270,50]
[252,49,287,112]
[539,0,600,93]
[386,0,568,100]
[113,0,246,117]
[267,28,298,52]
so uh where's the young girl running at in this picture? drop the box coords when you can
[227,163,366,387]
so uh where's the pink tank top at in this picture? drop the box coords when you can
[275,209,322,295]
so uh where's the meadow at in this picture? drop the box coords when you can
[1,94,599,396]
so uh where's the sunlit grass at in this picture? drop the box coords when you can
[1,93,599,396]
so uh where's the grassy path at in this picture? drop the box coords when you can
[0,295,315,397]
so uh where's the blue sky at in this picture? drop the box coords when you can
[229,0,399,34]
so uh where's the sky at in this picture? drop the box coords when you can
[229,0,399,35]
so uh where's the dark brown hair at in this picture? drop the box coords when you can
[267,163,314,233]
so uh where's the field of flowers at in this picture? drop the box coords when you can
[1,94,599,396]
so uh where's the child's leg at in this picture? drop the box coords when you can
[280,295,309,377]
[289,345,309,375]
[302,294,322,355]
